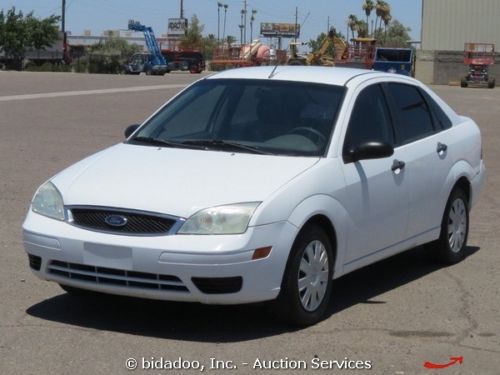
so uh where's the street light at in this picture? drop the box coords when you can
[223,4,228,43]
[240,9,245,44]
[250,9,257,42]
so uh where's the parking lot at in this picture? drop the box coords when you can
[0,70,499,374]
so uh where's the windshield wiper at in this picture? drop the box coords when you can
[130,136,204,149]
[181,139,270,154]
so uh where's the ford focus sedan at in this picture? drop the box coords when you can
[23,66,485,325]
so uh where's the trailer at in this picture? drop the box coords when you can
[461,43,495,88]
[372,47,414,76]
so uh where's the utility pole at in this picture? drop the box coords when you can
[327,16,329,33]
[294,6,298,43]
[240,9,244,44]
[243,0,247,44]
[217,2,222,43]
[61,0,67,63]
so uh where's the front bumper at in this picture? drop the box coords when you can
[23,210,297,304]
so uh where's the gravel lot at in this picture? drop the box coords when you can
[0,71,498,375]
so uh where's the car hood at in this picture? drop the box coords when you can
[53,143,319,219]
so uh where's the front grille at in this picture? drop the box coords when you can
[192,276,243,294]
[48,260,189,292]
[70,207,176,235]
[28,254,42,271]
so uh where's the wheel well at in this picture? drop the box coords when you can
[303,214,337,267]
[453,177,471,206]
[279,214,338,292]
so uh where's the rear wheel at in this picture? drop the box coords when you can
[460,77,468,88]
[488,77,496,89]
[275,224,333,326]
[427,188,469,264]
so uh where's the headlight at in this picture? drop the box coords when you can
[31,181,65,221]
[178,202,260,235]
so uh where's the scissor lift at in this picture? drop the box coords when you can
[461,43,495,88]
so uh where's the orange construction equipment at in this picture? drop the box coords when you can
[461,43,495,88]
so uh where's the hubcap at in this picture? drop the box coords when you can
[448,198,467,253]
[297,240,329,312]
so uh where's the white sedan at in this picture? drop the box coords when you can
[23,66,485,325]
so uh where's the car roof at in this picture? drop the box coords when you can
[206,66,416,86]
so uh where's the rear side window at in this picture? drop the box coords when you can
[419,89,453,130]
[343,84,394,156]
[386,83,435,144]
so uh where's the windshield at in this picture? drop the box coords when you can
[130,78,345,156]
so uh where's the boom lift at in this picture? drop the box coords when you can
[126,20,168,75]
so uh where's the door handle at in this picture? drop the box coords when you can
[391,159,406,172]
[437,142,448,154]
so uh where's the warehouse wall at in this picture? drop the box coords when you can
[416,50,500,85]
[422,0,500,51]
[418,0,500,84]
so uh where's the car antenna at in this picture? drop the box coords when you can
[268,61,280,79]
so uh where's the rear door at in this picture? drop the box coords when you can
[384,83,454,239]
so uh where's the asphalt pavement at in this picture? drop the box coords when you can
[0,70,498,375]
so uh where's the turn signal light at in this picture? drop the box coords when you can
[252,246,272,260]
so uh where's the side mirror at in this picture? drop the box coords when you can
[124,124,140,138]
[346,141,394,163]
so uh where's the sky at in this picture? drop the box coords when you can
[3,0,423,44]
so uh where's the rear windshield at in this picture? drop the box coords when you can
[132,79,345,156]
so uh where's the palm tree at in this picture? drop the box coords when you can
[356,20,369,38]
[348,14,358,41]
[362,0,375,36]
[383,13,392,44]
[375,0,389,35]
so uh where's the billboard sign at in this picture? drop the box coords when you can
[168,18,188,36]
[260,23,299,38]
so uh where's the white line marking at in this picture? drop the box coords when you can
[0,84,186,102]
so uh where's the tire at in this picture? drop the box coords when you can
[427,188,469,264]
[488,77,495,89]
[460,77,468,88]
[274,224,334,326]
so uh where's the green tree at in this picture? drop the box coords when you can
[201,33,217,59]
[225,35,236,48]
[26,13,60,50]
[0,7,60,68]
[356,20,369,38]
[179,15,204,50]
[374,19,410,47]
[89,37,141,73]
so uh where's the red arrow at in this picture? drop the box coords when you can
[424,356,463,369]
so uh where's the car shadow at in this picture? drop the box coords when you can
[26,245,479,342]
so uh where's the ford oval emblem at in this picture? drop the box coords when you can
[104,214,128,227]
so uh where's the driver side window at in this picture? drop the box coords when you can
[343,84,394,157]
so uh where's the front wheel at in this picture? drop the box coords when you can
[427,188,469,264]
[275,224,334,326]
